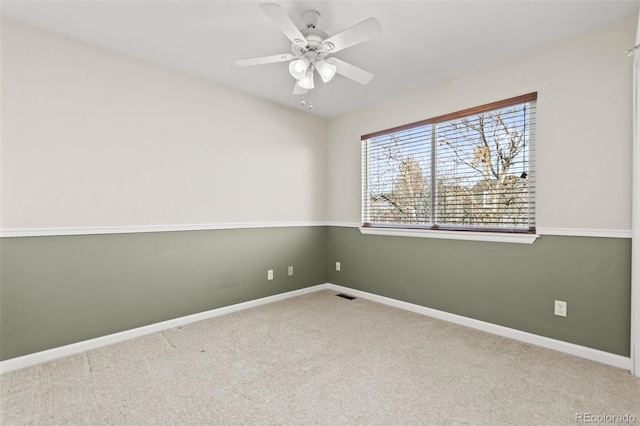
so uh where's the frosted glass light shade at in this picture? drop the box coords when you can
[298,67,315,89]
[289,58,310,80]
[315,59,337,83]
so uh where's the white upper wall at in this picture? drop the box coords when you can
[327,17,636,231]
[1,19,328,229]
[2,17,636,232]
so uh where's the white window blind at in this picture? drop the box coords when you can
[362,93,537,233]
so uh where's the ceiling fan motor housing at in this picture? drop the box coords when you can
[291,27,330,58]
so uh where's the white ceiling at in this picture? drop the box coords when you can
[2,1,639,118]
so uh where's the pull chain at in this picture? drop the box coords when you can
[300,97,313,111]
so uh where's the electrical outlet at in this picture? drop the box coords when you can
[288,266,293,276]
[267,269,273,280]
[336,261,341,271]
[554,300,567,317]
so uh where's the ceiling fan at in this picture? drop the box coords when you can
[234,3,382,95]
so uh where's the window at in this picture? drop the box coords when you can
[362,93,536,235]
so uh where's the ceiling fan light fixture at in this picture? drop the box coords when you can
[298,67,315,90]
[315,59,337,83]
[289,58,310,80]
[236,3,381,101]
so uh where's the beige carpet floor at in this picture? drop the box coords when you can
[1,289,639,425]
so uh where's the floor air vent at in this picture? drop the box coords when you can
[336,293,356,300]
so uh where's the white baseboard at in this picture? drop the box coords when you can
[322,284,632,371]
[0,285,326,373]
[1,283,631,374]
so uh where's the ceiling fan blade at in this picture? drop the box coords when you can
[234,53,294,67]
[260,3,307,46]
[322,18,382,53]
[293,82,308,95]
[331,58,374,84]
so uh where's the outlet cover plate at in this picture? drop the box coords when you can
[554,300,567,317]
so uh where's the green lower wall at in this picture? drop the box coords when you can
[326,227,631,357]
[0,225,632,361]
[0,227,328,361]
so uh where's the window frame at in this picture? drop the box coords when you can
[361,93,538,244]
